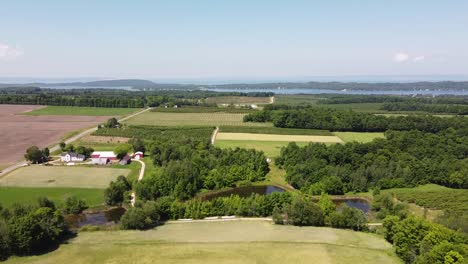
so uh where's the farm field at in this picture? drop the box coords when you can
[0,105,109,168]
[205,96,272,105]
[333,132,385,143]
[124,111,272,127]
[74,135,129,150]
[383,184,468,214]
[216,132,344,143]
[0,166,130,188]
[215,140,309,157]
[219,126,332,135]
[274,94,322,105]
[23,106,140,116]
[0,187,105,208]
[5,221,401,264]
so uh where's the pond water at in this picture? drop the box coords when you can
[203,88,468,96]
[200,185,285,201]
[335,198,370,214]
[65,207,126,228]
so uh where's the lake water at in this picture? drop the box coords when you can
[65,207,126,228]
[200,185,285,201]
[203,88,468,96]
[335,199,370,214]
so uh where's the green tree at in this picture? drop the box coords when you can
[318,193,336,218]
[129,137,145,153]
[105,176,131,205]
[105,118,120,128]
[24,146,45,164]
[62,196,87,214]
[286,196,324,226]
[114,144,131,159]
[120,207,151,230]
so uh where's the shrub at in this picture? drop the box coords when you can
[120,208,151,230]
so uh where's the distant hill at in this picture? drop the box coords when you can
[1,79,468,91]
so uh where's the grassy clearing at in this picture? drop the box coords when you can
[333,132,385,143]
[23,106,140,116]
[262,162,294,190]
[0,166,130,189]
[0,187,105,208]
[216,132,344,143]
[275,94,322,105]
[151,106,254,113]
[383,184,468,214]
[219,126,332,135]
[124,111,272,127]
[215,140,310,157]
[205,96,271,104]
[5,221,400,264]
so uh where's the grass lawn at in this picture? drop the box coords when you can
[215,140,310,157]
[124,111,272,127]
[333,132,385,143]
[219,126,332,135]
[23,106,140,116]
[0,187,104,208]
[0,166,130,189]
[5,221,401,264]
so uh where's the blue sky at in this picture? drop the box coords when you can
[1,0,467,80]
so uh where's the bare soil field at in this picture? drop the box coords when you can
[0,105,109,168]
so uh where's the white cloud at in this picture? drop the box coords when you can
[413,56,425,62]
[394,52,409,62]
[0,43,24,60]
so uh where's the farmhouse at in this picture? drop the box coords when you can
[134,151,144,160]
[91,151,117,165]
[60,152,85,162]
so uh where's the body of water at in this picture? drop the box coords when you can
[65,207,126,228]
[203,88,468,96]
[200,185,285,201]
[335,199,370,214]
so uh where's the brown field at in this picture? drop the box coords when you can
[0,105,109,167]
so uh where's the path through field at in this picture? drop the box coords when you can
[0,107,152,177]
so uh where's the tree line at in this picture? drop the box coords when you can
[381,102,468,115]
[244,105,468,132]
[276,129,468,193]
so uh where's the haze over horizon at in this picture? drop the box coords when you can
[1,1,467,79]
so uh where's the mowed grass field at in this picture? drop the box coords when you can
[5,221,401,264]
[333,132,385,143]
[0,187,105,208]
[23,106,140,116]
[0,166,130,188]
[124,111,272,127]
[215,140,310,157]
[216,132,343,143]
[219,126,332,135]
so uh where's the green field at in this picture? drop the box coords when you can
[0,187,104,208]
[0,166,130,188]
[383,184,468,214]
[5,221,401,264]
[205,96,272,104]
[333,132,385,143]
[23,106,140,116]
[219,126,332,135]
[124,111,272,127]
[275,94,322,105]
[151,106,254,113]
[215,140,310,157]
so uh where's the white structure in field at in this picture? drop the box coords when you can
[133,151,144,160]
[91,151,117,165]
[61,152,85,162]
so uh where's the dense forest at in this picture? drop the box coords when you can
[381,102,468,115]
[0,87,273,108]
[276,129,468,193]
[318,95,467,105]
[244,105,468,132]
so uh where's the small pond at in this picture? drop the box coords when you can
[65,207,126,228]
[335,199,370,214]
[200,185,285,201]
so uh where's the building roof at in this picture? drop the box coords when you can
[134,151,144,155]
[121,155,131,161]
[91,151,116,158]
[61,152,85,159]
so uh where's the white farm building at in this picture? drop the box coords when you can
[60,152,85,162]
[91,151,118,165]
